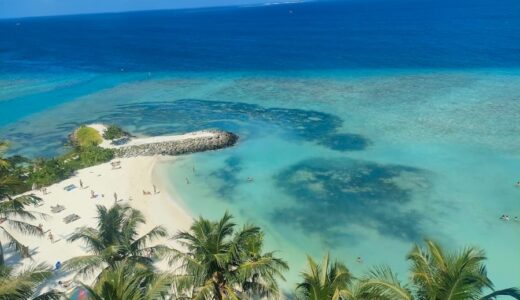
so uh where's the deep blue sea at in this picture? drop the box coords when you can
[1,0,520,290]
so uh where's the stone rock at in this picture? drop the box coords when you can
[114,130,239,158]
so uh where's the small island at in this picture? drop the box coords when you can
[72,124,239,157]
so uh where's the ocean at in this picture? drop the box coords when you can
[1,0,520,289]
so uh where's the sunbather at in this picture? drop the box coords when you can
[58,280,72,288]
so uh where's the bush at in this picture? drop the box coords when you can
[78,146,114,167]
[28,158,75,186]
[103,125,127,140]
[76,126,103,147]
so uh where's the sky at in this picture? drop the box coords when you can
[0,0,273,19]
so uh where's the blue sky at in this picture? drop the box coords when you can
[0,0,272,19]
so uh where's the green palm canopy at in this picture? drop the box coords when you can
[167,212,288,300]
[63,204,168,279]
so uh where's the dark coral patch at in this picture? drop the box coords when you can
[209,156,243,199]
[96,99,368,152]
[4,99,369,156]
[272,158,431,243]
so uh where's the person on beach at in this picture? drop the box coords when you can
[48,232,54,243]
[114,192,118,203]
[153,185,157,194]
[79,179,83,189]
[90,190,95,198]
[58,280,72,288]
[38,223,43,233]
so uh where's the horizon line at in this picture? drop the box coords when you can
[0,0,311,21]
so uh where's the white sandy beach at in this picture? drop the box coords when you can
[3,124,232,294]
[8,155,193,293]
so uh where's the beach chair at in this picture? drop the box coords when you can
[63,184,77,191]
[51,205,65,213]
[111,161,122,170]
[63,214,81,224]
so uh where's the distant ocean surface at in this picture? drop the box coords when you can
[1,0,520,290]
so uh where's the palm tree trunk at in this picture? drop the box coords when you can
[213,282,223,300]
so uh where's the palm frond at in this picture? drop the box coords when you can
[360,265,413,300]
[481,288,520,299]
[62,254,106,278]
[129,225,168,253]
[0,263,53,300]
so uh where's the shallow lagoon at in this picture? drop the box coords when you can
[2,69,519,289]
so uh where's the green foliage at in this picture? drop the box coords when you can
[63,204,168,279]
[0,263,60,299]
[23,146,112,189]
[168,212,289,299]
[0,195,45,263]
[28,158,75,187]
[0,142,33,198]
[81,262,174,300]
[0,135,113,201]
[77,146,114,167]
[103,125,127,140]
[297,241,520,300]
[0,141,10,170]
[75,126,102,147]
[296,254,356,300]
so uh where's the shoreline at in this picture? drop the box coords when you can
[9,155,193,291]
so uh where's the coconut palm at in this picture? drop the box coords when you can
[296,254,360,300]
[0,195,45,264]
[0,262,62,300]
[63,204,168,278]
[361,240,520,300]
[0,141,19,200]
[0,141,9,170]
[407,240,520,299]
[79,262,174,300]
[168,212,288,300]
[356,266,413,300]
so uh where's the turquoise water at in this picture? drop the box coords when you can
[2,0,520,291]
[2,69,520,289]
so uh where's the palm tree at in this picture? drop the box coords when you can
[296,254,360,300]
[63,204,168,278]
[0,141,9,170]
[0,141,20,200]
[80,262,174,300]
[361,240,520,300]
[0,195,45,264]
[0,262,61,300]
[168,212,288,300]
